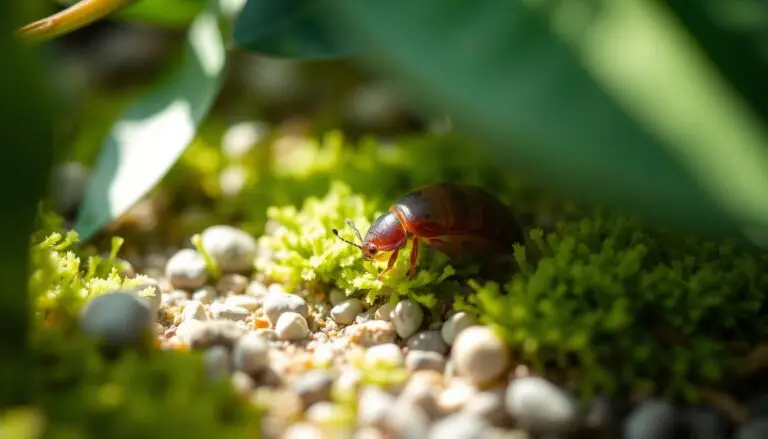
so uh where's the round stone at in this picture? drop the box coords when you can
[165,248,209,289]
[224,294,261,311]
[232,332,270,375]
[329,288,346,306]
[192,286,216,304]
[407,330,448,355]
[187,319,247,350]
[405,350,446,373]
[505,376,578,435]
[391,299,424,339]
[374,303,393,321]
[292,369,335,408]
[264,292,309,325]
[203,345,231,382]
[79,290,154,347]
[181,300,208,321]
[363,343,404,369]
[344,321,396,346]
[623,399,679,439]
[451,326,510,385]
[200,225,258,273]
[427,413,492,439]
[441,311,474,345]
[331,298,363,325]
[275,311,309,341]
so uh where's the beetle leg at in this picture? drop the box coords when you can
[377,248,400,280]
[408,237,420,279]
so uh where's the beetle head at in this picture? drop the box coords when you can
[332,218,378,260]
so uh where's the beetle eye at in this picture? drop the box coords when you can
[367,244,377,254]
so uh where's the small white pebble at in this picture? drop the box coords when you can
[204,345,231,382]
[275,311,309,341]
[363,343,404,369]
[441,311,474,345]
[264,291,309,325]
[200,225,258,273]
[374,303,393,321]
[182,300,208,321]
[79,291,154,346]
[451,326,510,386]
[407,330,448,355]
[175,319,204,344]
[391,299,424,339]
[331,298,363,325]
[165,248,208,289]
[192,286,216,304]
[224,294,261,311]
[329,288,346,306]
[232,332,270,375]
[210,302,251,321]
[438,378,478,414]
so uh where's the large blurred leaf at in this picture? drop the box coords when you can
[0,1,55,406]
[233,0,358,58]
[661,0,768,125]
[327,0,768,241]
[74,0,227,241]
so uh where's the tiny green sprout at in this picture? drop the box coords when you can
[191,233,221,280]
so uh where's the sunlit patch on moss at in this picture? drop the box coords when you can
[456,213,768,400]
[255,181,460,305]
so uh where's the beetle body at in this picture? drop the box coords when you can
[334,182,523,279]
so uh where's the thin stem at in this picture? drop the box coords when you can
[17,0,138,44]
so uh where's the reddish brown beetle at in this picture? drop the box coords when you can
[332,182,524,279]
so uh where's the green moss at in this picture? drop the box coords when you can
[14,208,263,438]
[28,218,151,332]
[26,331,262,439]
[457,212,768,400]
[255,181,459,306]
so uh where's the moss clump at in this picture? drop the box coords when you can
[24,330,261,439]
[255,181,458,307]
[28,217,153,332]
[10,210,262,438]
[459,213,768,400]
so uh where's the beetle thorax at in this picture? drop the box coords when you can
[362,212,407,260]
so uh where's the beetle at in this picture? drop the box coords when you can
[332,182,524,279]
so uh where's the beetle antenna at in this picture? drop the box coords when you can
[332,228,362,249]
[345,218,364,243]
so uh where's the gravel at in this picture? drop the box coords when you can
[86,243,758,439]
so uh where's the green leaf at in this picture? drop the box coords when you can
[660,0,768,124]
[327,0,768,241]
[0,1,55,406]
[233,0,359,59]
[74,0,227,241]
